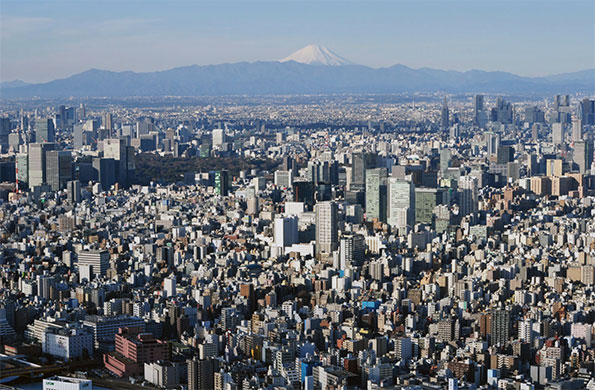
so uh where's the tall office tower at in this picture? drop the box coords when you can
[572,119,583,142]
[16,153,29,188]
[315,201,338,255]
[351,152,376,191]
[92,157,117,190]
[212,129,226,148]
[34,118,55,143]
[415,188,440,226]
[282,155,294,172]
[163,276,176,298]
[490,310,511,346]
[365,167,388,222]
[554,95,570,110]
[518,320,534,344]
[187,357,217,390]
[578,98,595,125]
[524,106,545,124]
[340,234,365,269]
[574,140,594,174]
[486,132,500,156]
[496,146,514,164]
[552,123,564,145]
[440,149,452,173]
[67,180,82,203]
[490,98,513,124]
[45,151,72,191]
[473,94,484,125]
[0,117,10,149]
[28,143,56,188]
[102,113,113,132]
[103,138,129,187]
[458,176,478,217]
[274,216,298,248]
[388,177,415,228]
[78,250,110,278]
[214,170,229,196]
[440,97,449,130]
[306,161,321,185]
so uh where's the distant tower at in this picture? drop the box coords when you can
[315,201,338,255]
[441,97,449,130]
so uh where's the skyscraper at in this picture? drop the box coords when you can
[67,180,82,203]
[315,201,338,255]
[458,176,478,217]
[552,123,564,146]
[214,170,229,196]
[441,97,449,130]
[340,234,365,269]
[103,138,129,187]
[187,357,217,390]
[388,177,415,228]
[34,118,55,143]
[45,150,72,191]
[365,167,388,222]
[490,310,510,346]
[274,216,298,248]
[28,142,56,188]
[351,152,376,191]
[486,132,500,156]
[574,140,594,174]
[78,250,110,278]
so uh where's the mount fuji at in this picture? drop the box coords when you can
[1,45,593,97]
[280,44,353,66]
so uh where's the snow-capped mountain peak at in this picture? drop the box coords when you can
[280,44,353,66]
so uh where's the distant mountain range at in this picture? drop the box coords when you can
[1,45,593,98]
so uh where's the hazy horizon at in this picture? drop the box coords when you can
[1,0,594,83]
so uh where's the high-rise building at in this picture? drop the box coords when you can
[188,357,218,390]
[212,129,226,148]
[440,149,452,173]
[365,167,387,222]
[0,118,10,149]
[473,94,484,125]
[103,138,130,187]
[496,146,514,164]
[572,119,583,142]
[28,142,56,188]
[574,140,594,174]
[552,123,564,146]
[578,98,595,125]
[351,152,376,191]
[315,201,338,255]
[486,132,500,156]
[214,170,229,196]
[340,234,365,269]
[388,177,415,228]
[92,157,117,191]
[490,310,511,346]
[274,216,298,248]
[441,97,449,130]
[415,188,441,226]
[34,118,55,143]
[45,150,72,191]
[458,176,478,217]
[78,250,110,278]
[67,180,81,203]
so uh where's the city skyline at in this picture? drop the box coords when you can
[1,0,594,83]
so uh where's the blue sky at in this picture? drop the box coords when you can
[1,0,594,83]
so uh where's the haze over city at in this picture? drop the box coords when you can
[1,0,594,83]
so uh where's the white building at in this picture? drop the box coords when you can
[43,376,92,390]
[43,327,94,360]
